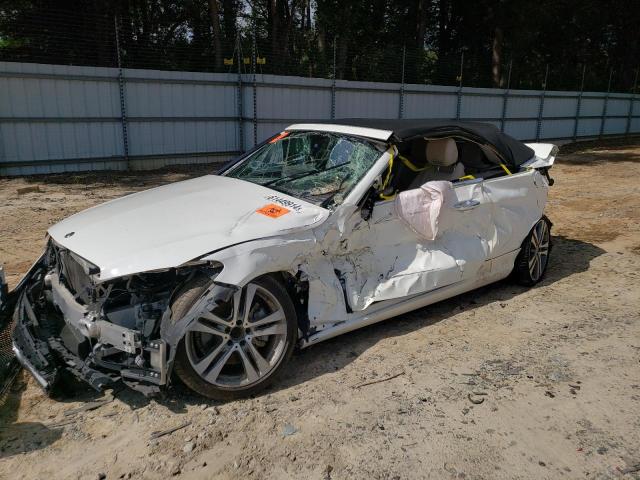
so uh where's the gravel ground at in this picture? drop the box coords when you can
[0,139,639,480]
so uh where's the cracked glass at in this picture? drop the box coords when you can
[225,132,382,208]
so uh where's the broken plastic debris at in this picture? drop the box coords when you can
[282,423,298,437]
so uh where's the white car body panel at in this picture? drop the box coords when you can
[43,137,551,339]
[286,123,393,141]
[484,169,549,258]
[523,143,557,168]
[48,175,328,281]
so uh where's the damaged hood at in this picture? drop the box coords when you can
[48,175,328,281]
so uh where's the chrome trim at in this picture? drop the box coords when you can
[12,342,51,391]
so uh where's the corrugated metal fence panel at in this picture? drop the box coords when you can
[249,74,333,149]
[1,61,639,176]
[124,69,238,159]
[0,62,124,175]
[257,74,332,120]
[402,84,457,119]
[543,93,578,117]
[459,87,504,120]
[336,80,399,118]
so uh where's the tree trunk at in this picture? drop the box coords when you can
[437,0,450,55]
[270,0,279,58]
[337,36,348,80]
[208,0,223,70]
[491,26,504,87]
[222,0,238,53]
[416,0,427,49]
[305,0,311,30]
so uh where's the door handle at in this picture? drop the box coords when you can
[453,199,480,210]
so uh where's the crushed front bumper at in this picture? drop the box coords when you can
[4,257,167,396]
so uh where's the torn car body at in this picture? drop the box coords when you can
[3,119,556,398]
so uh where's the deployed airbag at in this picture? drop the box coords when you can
[395,181,455,240]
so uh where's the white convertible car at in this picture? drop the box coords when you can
[2,119,556,399]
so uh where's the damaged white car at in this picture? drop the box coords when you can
[1,119,556,400]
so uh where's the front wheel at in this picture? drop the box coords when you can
[513,216,552,286]
[171,275,297,400]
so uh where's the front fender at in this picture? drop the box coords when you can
[200,232,319,287]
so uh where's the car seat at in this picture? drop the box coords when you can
[408,138,465,189]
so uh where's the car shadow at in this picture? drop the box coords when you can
[4,235,605,420]
[0,371,62,459]
[558,139,640,164]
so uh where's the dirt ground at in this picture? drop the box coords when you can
[0,139,639,480]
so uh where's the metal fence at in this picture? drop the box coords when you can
[1,60,639,176]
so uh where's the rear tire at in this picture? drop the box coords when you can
[171,275,297,400]
[513,216,552,286]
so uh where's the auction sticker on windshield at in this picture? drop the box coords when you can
[256,203,291,218]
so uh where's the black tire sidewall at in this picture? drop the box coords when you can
[513,216,551,286]
[171,275,298,400]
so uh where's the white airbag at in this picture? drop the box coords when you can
[395,181,455,240]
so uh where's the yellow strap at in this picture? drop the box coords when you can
[379,152,396,200]
[458,174,475,181]
[381,152,394,190]
[398,154,427,172]
[500,163,512,175]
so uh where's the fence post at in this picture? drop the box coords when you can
[625,67,638,136]
[573,65,586,141]
[399,45,406,119]
[251,33,257,147]
[236,35,244,153]
[114,15,130,170]
[331,40,337,119]
[456,52,464,120]
[599,68,613,138]
[535,64,549,141]
[500,59,513,132]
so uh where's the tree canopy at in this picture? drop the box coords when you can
[0,0,638,91]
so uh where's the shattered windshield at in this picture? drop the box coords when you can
[225,131,382,208]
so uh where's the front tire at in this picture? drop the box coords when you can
[513,216,552,286]
[171,275,297,400]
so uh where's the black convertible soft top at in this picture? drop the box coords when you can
[314,119,535,168]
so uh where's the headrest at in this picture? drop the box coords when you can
[426,138,458,167]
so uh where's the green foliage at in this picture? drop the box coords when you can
[0,0,638,92]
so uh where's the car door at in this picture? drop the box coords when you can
[329,177,493,312]
[483,169,549,259]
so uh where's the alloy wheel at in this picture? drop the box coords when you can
[528,219,550,282]
[184,282,288,388]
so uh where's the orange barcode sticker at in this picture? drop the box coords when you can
[256,203,290,218]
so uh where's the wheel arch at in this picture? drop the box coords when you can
[161,269,309,379]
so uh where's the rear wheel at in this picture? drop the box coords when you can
[513,216,552,286]
[172,275,297,400]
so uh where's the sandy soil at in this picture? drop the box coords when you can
[1,140,639,480]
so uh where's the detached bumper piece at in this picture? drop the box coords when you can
[1,267,21,395]
[12,292,115,393]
